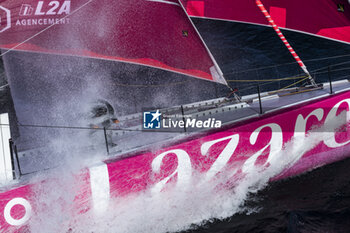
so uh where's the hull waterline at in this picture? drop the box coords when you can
[1,86,350,231]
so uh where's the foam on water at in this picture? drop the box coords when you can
[23,110,347,233]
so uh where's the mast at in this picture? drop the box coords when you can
[255,0,317,87]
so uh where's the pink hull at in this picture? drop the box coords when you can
[2,90,350,231]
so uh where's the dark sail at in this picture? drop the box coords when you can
[181,0,350,44]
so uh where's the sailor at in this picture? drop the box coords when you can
[89,99,119,147]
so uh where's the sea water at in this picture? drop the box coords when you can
[24,113,348,233]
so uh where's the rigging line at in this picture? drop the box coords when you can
[4,122,193,133]
[14,122,122,131]
[230,64,350,85]
[226,75,307,82]
[12,122,146,132]
[228,65,350,86]
[302,53,350,63]
[112,80,190,87]
[0,0,94,57]
[0,76,322,135]
[226,64,296,75]
[229,75,309,97]
[228,64,350,85]
[225,54,350,76]
[0,84,8,89]
[268,76,310,95]
[309,60,350,73]
[225,59,350,82]
[228,78,283,93]
[313,66,350,75]
[326,73,350,81]
[226,65,350,93]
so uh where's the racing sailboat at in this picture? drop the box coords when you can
[0,0,350,231]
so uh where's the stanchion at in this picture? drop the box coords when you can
[328,66,333,94]
[257,85,263,114]
[103,127,109,154]
[181,105,187,133]
[8,139,16,179]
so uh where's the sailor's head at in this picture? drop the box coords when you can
[89,99,119,128]
[91,99,115,118]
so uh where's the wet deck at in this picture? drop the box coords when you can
[4,79,350,176]
[107,79,350,155]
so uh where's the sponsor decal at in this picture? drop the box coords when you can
[0,6,11,33]
[15,17,70,26]
[19,4,34,16]
[4,198,32,226]
[0,1,71,33]
[1,96,350,229]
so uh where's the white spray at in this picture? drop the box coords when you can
[24,110,349,233]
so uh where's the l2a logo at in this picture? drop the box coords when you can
[0,6,11,33]
[143,110,162,129]
[17,1,71,16]
[19,4,34,16]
